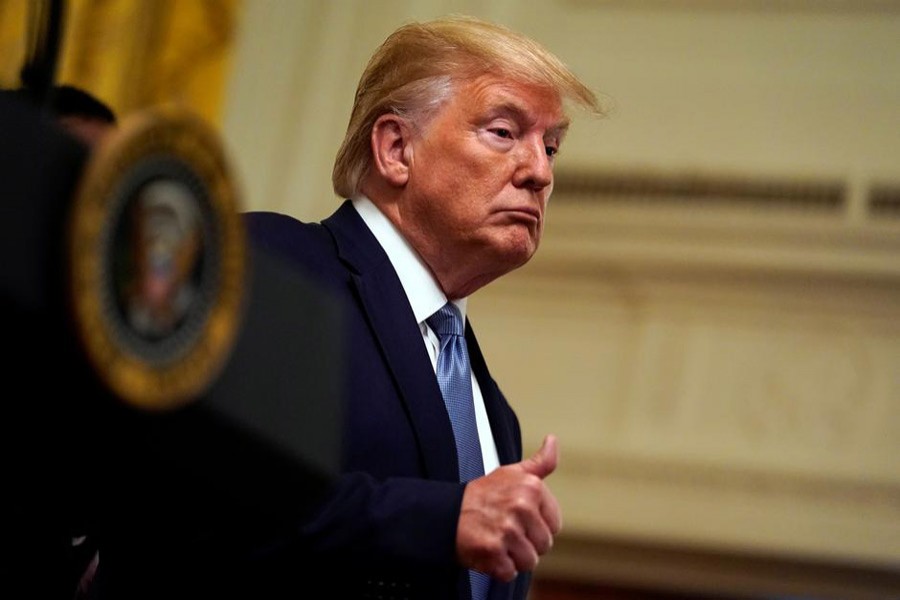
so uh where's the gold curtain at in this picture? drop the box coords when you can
[0,0,241,125]
[0,0,29,86]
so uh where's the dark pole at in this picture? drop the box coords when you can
[19,0,65,107]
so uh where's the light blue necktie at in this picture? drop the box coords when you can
[427,303,491,600]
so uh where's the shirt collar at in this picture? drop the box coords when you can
[351,196,467,324]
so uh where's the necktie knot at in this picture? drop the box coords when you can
[426,303,464,338]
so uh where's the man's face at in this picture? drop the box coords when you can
[398,74,568,298]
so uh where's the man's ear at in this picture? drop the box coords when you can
[370,114,412,187]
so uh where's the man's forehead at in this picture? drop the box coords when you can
[455,75,568,127]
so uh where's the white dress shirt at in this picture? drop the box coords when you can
[352,196,500,475]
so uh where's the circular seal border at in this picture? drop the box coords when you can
[68,106,247,411]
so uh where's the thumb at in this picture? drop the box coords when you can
[520,434,558,479]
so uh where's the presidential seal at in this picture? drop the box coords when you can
[68,105,247,410]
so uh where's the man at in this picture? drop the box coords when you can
[245,15,601,600]
[48,84,117,148]
[0,86,95,600]
[44,84,116,599]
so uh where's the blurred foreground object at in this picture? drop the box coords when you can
[0,90,344,598]
[68,105,246,410]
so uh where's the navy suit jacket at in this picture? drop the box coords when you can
[243,201,531,599]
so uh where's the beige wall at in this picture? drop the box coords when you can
[223,2,900,597]
[222,1,900,218]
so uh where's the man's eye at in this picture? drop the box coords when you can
[492,128,512,139]
[545,146,558,157]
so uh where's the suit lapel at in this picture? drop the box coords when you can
[324,202,459,482]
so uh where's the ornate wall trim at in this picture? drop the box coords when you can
[473,164,900,595]
[540,169,900,284]
[538,534,900,600]
[554,170,846,214]
[870,185,900,220]
[563,451,900,511]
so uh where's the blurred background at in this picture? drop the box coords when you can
[2,1,898,598]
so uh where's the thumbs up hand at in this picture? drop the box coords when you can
[456,434,562,582]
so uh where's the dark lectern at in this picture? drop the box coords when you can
[0,90,344,598]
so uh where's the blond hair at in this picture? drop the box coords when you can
[332,15,603,199]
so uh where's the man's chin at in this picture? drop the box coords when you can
[498,237,539,271]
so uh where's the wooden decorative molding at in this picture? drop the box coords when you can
[563,451,900,513]
[533,170,900,285]
[537,534,900,600]
[870,185,900,220]
[475,178,900,590]
[553,170,845,214]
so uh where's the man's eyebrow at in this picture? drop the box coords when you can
[548,119,570,139]
[487,100,570,137]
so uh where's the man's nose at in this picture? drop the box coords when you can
[512,138,553,191]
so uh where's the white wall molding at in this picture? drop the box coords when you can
[472,195,900,592]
